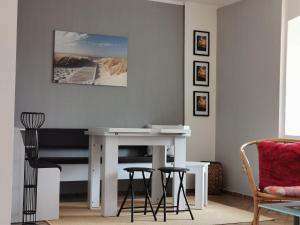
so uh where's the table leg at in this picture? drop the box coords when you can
[294,216,299,225]
[195,167,204,209]
[173,137,186,210]
[204,165,208,206]
[101,136,118,217]
[152,146,166,204]
[88,136,101,209]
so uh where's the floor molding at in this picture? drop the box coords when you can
[223,190,252,200]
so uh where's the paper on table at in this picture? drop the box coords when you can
[146,125,191,134]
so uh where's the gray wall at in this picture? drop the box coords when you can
[216,0,282,195]
[15,0,184,128]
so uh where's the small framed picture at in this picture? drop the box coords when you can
[194,91,209,116]
[193,30,210,56]
[193,61,209,86]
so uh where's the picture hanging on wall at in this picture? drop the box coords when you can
[52,30,128,87]
[193,61,209,86]
[193,30,210,56]
[193,91,209,116]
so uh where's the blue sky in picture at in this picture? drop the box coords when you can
[54,30,128,58]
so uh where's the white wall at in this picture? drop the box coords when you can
[285,0,300,21]
[0,0,18,224]
[184,1,217,162]
[216,0,282,195]
[15,0,184,129]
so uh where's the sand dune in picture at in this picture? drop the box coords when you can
[94,58,128,86]
[53,53,127,86]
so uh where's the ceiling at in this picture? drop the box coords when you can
[149,0,241,8]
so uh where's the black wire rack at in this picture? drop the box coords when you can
[20,112,45,225]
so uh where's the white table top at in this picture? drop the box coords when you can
[86,126,191,137]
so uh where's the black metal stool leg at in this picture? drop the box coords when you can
[154,191,164,216]
[142,171,157,221]
[155,172,171,218]
[144,195,147,215]
[162,171,167,222]
[118,168,157,222]
[142,171,147,215]
[178,172,194,220]
[155,168,194,221]
[154,173,164,216]
[117,172,133,217]
[154,172,165,216]
[176,172,181,214]
[130,172,135,222]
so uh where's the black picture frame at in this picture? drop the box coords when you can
[193,30,210,56]
[193,61,209,86]
[193,91,209,117]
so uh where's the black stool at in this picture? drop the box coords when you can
[155,167,194,222]
[117,167,157,222]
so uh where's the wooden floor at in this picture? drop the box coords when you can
[13,193,295,225]
[61,192,294,225]
[61,193,294,225]
[209,194,294,225]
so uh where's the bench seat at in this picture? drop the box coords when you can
[40,156,174,164]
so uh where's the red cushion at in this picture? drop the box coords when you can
[258,141,300,190]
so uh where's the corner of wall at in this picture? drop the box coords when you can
[184,1,217,162]
[279,0,287,138]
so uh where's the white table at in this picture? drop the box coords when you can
[85,127,191,217]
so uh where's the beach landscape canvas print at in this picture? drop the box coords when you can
[53,30,128,87]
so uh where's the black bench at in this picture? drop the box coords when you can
[38,129,174,164]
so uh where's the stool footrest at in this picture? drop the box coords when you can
[122,206,152,212]
[121,206,152,209]
[133,210,157,214]
[156,205,190,211]
[158,205,179,208]
[164,209,191,213]
[119,208,157,214]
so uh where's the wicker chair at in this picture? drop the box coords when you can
[240,138,300,225]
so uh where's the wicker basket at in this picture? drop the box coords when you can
[206,161,223,195]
